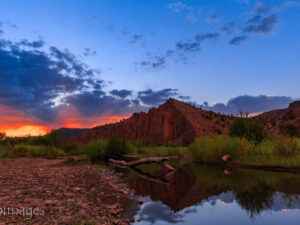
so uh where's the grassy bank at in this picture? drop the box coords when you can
[189,135,300,166]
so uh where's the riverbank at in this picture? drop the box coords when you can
[0,158,138,224]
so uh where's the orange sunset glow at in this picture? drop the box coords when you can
[4,125,50,137]
[0,103,130,136]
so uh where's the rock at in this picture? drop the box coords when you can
[66,98,233,146]
[44,200,53,206]
[221,154,232,162]
[73,187,81,192]
[223,169,232,175]
[109,209,118,215]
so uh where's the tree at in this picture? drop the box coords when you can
[0,133,16,152]
[0,133,5,141]
[229,118,267,144]
[105,136,129,159]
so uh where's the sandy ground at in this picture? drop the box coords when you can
[0,158,138,224]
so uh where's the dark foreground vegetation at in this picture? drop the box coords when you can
[0,116,300,168]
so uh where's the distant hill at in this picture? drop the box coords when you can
[55,128,87,140]
[66,98,234,146]
[255,100,300,136]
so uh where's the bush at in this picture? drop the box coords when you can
[64,142,78,155]
[28,130,63,147]
[105,136,130,159]
[14,144,65,159]
[274,136,299,157]
[78,140,107,162]
[28,136,52,146]
[188,135,252,163]
[0,145,14,158]
[229,118,267,144]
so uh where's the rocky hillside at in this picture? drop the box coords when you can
[67,98,234,146]
[256,100,300,136]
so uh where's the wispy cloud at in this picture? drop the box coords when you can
[167,2,191,13]
[186,13,198,24]
[137,1,294,70]
[83,48,97,57]
[207,15,222,24]
[229,35,248,46]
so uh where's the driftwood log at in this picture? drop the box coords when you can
[109,156,176,171]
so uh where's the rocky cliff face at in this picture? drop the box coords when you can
[256,100,300,136]
[67,98,233,146]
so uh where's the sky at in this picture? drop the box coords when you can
[0,0,299,136]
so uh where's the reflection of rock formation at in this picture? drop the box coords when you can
[127,165,226,212]
[126,164,300,218]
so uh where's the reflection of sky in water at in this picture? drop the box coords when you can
[133,192,300,225]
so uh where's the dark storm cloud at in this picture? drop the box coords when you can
[49,46,98,77]
[0,39,105,121]
[229,35,248,46]
[18,39,45,48]
[202,95,295,115]
[137,88,179,106]
[110,89,133,98]
[63,91,144,116]
[0,36,185,121]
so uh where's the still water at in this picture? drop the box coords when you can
[115,161,300,225]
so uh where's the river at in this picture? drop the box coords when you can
[112,160,300,225]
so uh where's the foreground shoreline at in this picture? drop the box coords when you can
[0,158,138,224]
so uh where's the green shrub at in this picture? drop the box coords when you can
[28,130,63,147]
[78,140,107,162]
[28,136,52,146]
[229,118,267,144]
[188,135,252,163]
[273,136,299,157]
[0,145,14,158]
[105,136,130,159]
[64,142,78,155]
[14,144,65,159]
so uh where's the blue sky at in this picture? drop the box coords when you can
[0,0,299,134]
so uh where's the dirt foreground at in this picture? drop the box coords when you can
[0,158,139,224]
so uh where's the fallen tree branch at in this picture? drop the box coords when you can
[110,162,173,184]
[109,156,176,171]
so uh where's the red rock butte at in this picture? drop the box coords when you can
[257,100,300,135]
[67,98,234,146]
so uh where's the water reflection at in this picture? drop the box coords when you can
[115,161,300,225]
